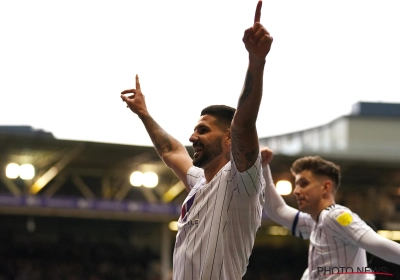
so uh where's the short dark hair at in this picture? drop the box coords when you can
[200,105,236,131]
[290,156,341,190]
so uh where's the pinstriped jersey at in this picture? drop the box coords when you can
[172,153,265,280]
[293,204,372,280]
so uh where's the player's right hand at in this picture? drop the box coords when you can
[121,74,149,118]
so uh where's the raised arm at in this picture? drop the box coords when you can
[261,146,298,229]
[357,229,400,265]
[121,75,193,191]
[231,0,273,172]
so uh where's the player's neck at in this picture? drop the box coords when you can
[312,199,336,222]
[202,157,229,183]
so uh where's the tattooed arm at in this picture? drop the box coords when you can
[231,0,273,172]
[121,75,193,191]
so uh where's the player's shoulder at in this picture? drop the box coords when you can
[187,166,204,178]
[229,151,262,173]
[298,211,315,229]
[187,166,205,188]
[325,204,358,226]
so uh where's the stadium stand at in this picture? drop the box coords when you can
[1,101,400,279]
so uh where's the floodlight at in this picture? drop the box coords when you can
[378,230,400,241]
[276,180,292,195]
[6,163,19,179]
[169,221,178,231]
[143,172,158,188]
[19,164,35,180]
[268,226,290,236]
[130,171,143,187]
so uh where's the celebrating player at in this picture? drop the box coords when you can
[120,1,272,279]
[261,146,400,280]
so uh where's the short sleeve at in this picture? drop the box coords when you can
[325,209,372,245]
[293,211,314,240]
[186,166,204,190]
[230,152,264,196]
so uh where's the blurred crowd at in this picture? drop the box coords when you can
[0,234,160,280]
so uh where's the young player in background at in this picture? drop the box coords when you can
[261,146,400,280]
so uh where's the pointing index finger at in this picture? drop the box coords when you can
[254,0,262,23]
[136,74,141,90]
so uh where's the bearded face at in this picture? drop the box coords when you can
[192,136,223,168]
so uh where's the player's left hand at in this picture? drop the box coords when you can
[243,0,273,61]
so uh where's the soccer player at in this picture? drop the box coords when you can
[261,146,400,280]
[120,1,272,279]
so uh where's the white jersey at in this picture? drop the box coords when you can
[173,153,265,280]
[293,204,372,280]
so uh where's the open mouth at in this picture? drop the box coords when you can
[193,145,204,157]
[296,198,305,205]
[193,146,203,157]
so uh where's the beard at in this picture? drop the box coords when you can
[193,138,223,168]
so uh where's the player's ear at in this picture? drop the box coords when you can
[322,180,332,194]
[225,129,231,144]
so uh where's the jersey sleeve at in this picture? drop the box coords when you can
[325,208,372,245]
[263,165,298,229]
[357,229,400,265]
[292,211,314,240]
[230,151,264,197]
[186,166,204,190]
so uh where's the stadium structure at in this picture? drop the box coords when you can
[1,101,400,279]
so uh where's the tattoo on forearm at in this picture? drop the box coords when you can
[154,134,173,154]
[238,70,253,105]
[145,117,173,154]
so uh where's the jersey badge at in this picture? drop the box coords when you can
[335,211,353,226]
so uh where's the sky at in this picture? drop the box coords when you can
[1,0,400,147]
